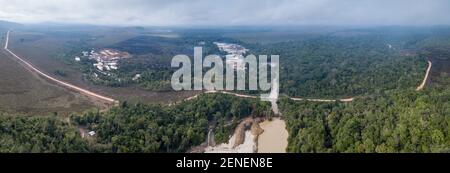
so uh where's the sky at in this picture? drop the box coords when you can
[0,0,450,26]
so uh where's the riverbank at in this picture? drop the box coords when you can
[198,116,289,153]
[204,117,263,153]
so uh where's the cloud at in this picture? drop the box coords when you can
[0,0,449,26]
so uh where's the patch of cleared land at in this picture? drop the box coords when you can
[0,32,96,115]
[203,117,264,153]
[8,30,199,104]
[204,130,257,153]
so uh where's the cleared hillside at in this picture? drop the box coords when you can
[0,31,96,115]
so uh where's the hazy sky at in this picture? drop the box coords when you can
[0,0,449,26]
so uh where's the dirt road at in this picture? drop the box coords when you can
[4,31,118,104]
[186,90,354,103]
[416,60,432,91]
[290,97,354,102]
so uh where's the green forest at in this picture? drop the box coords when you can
[0,94,271,153]
[244,28,440,98]
[280,75,450,153]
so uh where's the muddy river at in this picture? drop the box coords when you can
[257,118,288,153]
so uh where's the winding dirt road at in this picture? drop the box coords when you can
[290,97,354,102]
[4,31,118,104]
[185,90,354,103]
[416,60,432,91]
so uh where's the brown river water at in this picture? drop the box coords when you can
[257,118,288,153]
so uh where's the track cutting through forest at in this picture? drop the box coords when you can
[184,59,434,104]
[416,60,432,91]
[4,31,118,105]
[185,90,354,103]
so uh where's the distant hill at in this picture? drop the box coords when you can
[0,20,22,29]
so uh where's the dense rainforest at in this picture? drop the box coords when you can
[280,75,450,153]
[0,94,271,152]
[1,74,447,153]
[252,34,426,98]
